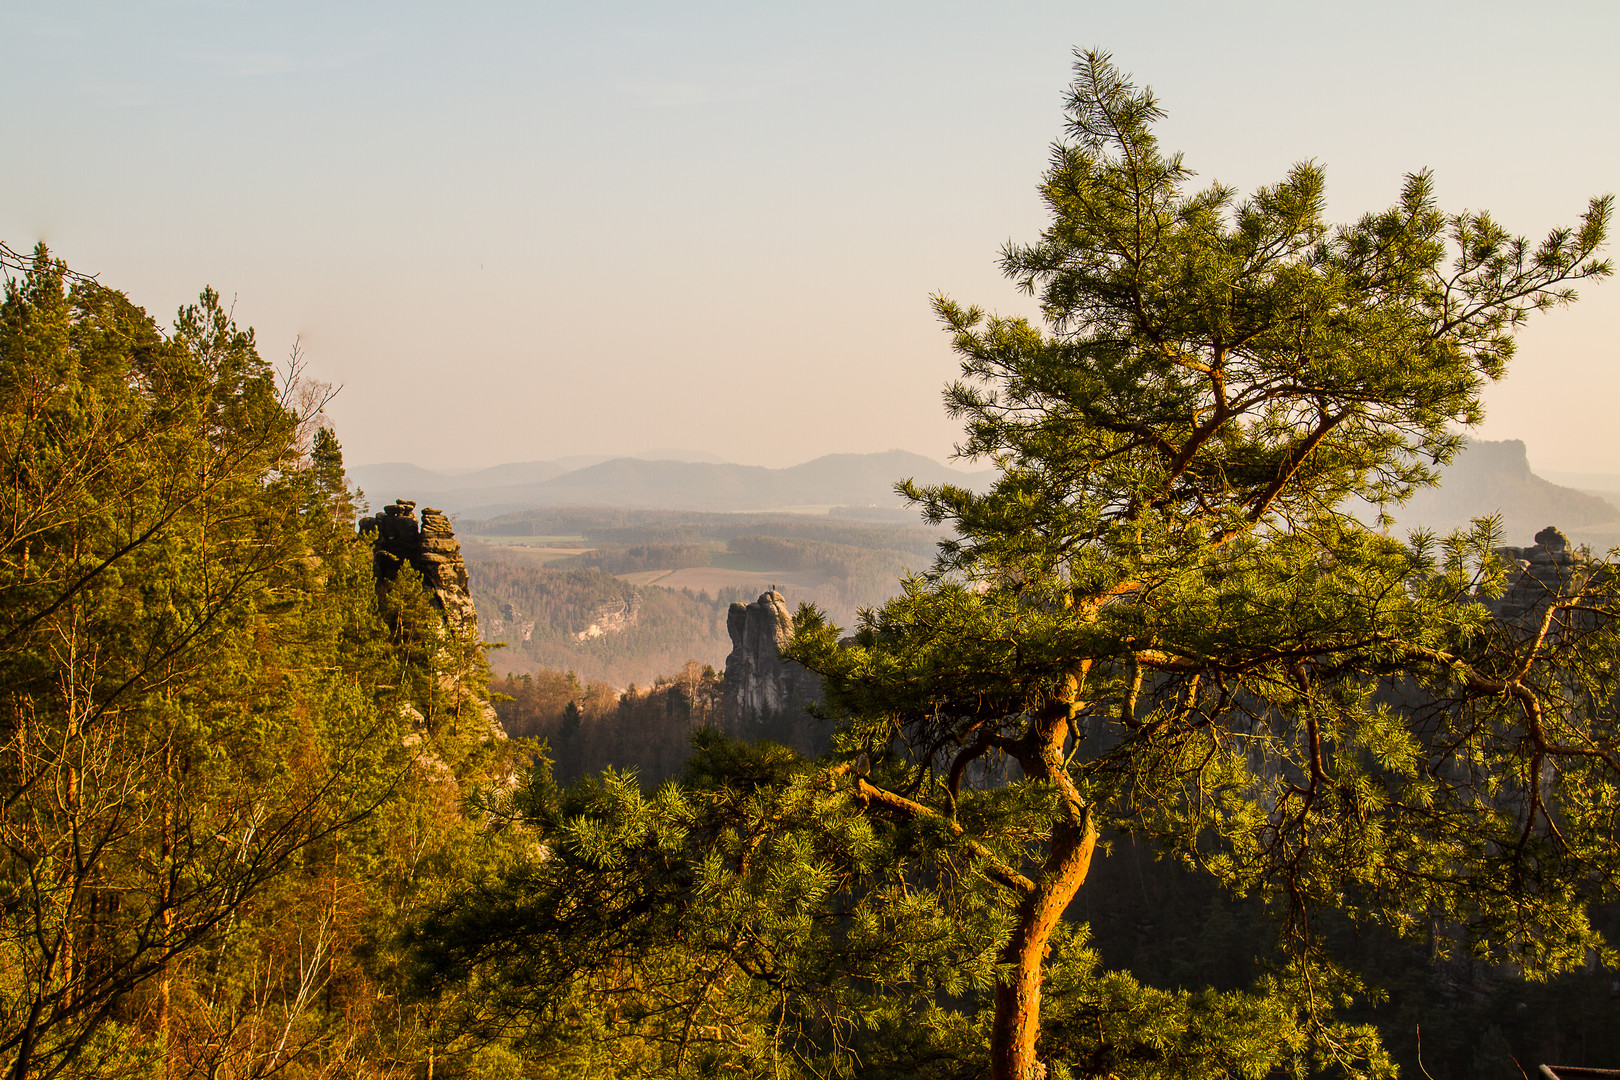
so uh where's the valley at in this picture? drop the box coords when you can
[445,501,944,686]
[355,441,1620,691]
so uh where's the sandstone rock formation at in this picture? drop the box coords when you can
[1485,525,1595,623]
[359,499,479,630]
[360,498,503,743]
[492,601,535,644]
[722,590,821,727]
[575,596,640,641]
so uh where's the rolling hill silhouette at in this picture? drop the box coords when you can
[353,450,995,517]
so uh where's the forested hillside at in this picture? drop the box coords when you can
[490,661,830,790]
[461,508,943,685]
[490,664,722,786]
[470,560,739,686]
[0,246,527,1079]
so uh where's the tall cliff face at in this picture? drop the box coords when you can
[359,499,479,629]
[722,590,821,728]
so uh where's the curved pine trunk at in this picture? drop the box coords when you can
[990,686,1096,1080]
[988,818,1098,1080]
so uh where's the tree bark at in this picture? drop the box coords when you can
[989,816,1097,1080]
[831,688,1099,1080]
[989,687,1097,1080]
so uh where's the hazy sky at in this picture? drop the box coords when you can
[4,1,1616,472]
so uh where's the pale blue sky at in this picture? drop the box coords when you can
[3,1,1616,471]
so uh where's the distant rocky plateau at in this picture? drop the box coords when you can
[1377,439,1620,551]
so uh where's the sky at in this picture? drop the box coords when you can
[3,1,1617,473]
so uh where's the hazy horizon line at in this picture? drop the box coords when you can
[352,446,989,474]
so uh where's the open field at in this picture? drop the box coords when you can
[707,551,772,572]
[468,534,590,545]
[465,536,597,565]
[618,567,832,598]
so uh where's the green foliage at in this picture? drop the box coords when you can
[408,733,1001,1077]
[0,245,523,1079]
[786,50,1615,1078]
[412,728,1390,1079]
[312,425,357,525]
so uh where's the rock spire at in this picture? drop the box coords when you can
[359,499,478,629]
[1485,525,1593,623]
[722,590,821,728]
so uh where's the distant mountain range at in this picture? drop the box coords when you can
[352,450,997,517]
[354,440,1620,549]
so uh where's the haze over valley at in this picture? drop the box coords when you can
[351,448,995,518]
[353,441,1620,689]
[7,6,1620,1077]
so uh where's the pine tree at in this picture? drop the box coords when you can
[0,246,518,1079]
[787,50,1615,1080]
[311,425,358,526]
[402,52,1616,1080]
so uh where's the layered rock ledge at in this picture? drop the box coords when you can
[359,499,478,630]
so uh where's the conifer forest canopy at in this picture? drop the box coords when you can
[4,49,1619,1080]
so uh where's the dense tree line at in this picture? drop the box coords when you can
[491,663,723,787]
[491,663,831,789]
[1069,838,1620,1079]
[0,245,523,1079]
[561,542,711,575]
